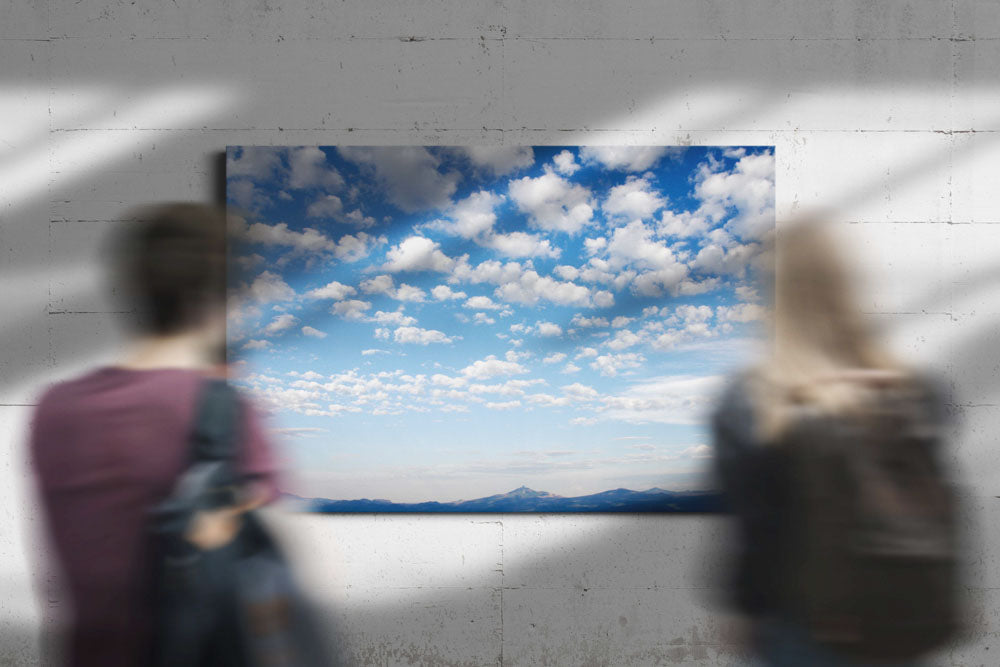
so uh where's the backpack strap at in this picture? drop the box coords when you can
[178,378,244,511]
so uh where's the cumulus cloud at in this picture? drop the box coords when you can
[716,303,767,323]
[227,146,282,181]
[602,174,667,220]
[494,269,593,307]
[571,314,609,328]
[590,352,644,377]
[536,322,563,337]
[484,231,560,259]
[552,149,580,176]
[508,169,594,234]
[306,195,344,218]
[243,339,272,351]
[288,146,344,190]
[393,326,455,345]
[464,295,503,310]
[461,355,528,380]
[562,383,599,401]
[450,146,535,176]
[331,299,372,320]
[337,146,460,213]
[543,352,567,364]
[370,310,417,327]
[580,146,680,172]
[306,280,356,301]
[383,236,456,273]
[263,313,298,336]
[302,326,327,338]
[232,217,383,263]
[485,400,521,410]
[431,285,467,301]
[394,284,427,302]
[695,151,775,241]
[248,271,295,303]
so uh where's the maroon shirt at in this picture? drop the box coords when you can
[30,367,279,667]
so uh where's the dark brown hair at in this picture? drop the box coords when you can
[114,203,228,335]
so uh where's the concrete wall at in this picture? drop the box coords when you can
[2,1,998,664]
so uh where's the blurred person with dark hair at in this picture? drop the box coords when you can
[30,204,278,666]
[712,222,963,666]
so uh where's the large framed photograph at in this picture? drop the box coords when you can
[226,145,773,512]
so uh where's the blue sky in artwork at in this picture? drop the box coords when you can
[226,146,774,503]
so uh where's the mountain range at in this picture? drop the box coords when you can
[287,485,723,513]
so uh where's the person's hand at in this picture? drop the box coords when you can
[185,506,242,550]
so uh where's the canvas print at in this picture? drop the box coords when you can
[226,145,774,512]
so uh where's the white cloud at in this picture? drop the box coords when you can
[248,271,295,303]
[526,393,572,407]
[232,217,382,263]
[227,147,281,181]
[602,174,666,220]
[590,352,644,376]
[473,312,496,325]
[597,375,723,425]
[543,352,567,364]
[508,169,594,234]
[485,400,521,410]
[553,265,579,281]
[370,310,417,327]
[306,194,343,218]
[461,355,528,380]
[450,258,526,286]
[592,290,615,308]
[571,314,609,328]
[537,322,563,337]
[562,383,599,401]
[302,326,327,338]
[263,313,298,336]
[393,326,454,345]
[431,285,467,301]
[394,284,427,302]
[562,362,581,374]
[579,146,679,172]
[717,303,768,323]
[453,146,535,176]
[611,316,634,328]
[584,237,607,255]
[331,299,372,320]
[361,348,387,356]
[494,270,593,307]
[243,339,271,350]
[464,295,503,310]
[288,146,344,190]
[360,274,395,295]
[575,347,599,359]
[383,236,456,273]
[228,179,271,213]
[659,209,710,238]
[606,329,643,351]
[337,146,460,213]
[306,280,356,301]
[552,149,580,176]
[430,190,502,239]
[485,231,560,259]
[695,151,775,241]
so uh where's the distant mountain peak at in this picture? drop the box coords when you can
[505,486,553,498]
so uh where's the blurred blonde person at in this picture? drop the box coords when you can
[711,222,961,666]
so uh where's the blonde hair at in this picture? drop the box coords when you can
[752,221,904,441]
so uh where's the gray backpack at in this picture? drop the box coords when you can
[780,379,962,661]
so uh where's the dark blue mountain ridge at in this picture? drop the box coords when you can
[284,485,722,513]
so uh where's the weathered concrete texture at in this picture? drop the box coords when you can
[2,0,1000,665]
